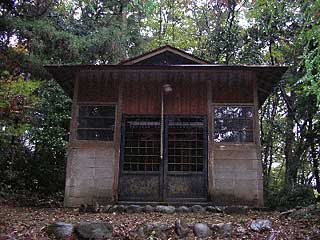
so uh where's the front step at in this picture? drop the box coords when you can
[117,201,212,207]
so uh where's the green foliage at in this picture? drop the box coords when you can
[0,70,41,141]
[301,1,320,103]
[0,71,40,107]
[0,78,70,193]
[265,157,316,209]
[246,0,302,65]
[252,0,320,208]
[266,184,316,210]
[0,70,41,193]
[28,80,71,193]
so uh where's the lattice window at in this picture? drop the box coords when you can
[77,105,115,141]
[213,106,253,143]
[167,117,205,172]
[123,117,161,172]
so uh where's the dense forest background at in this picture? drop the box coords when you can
[0,0,319,208]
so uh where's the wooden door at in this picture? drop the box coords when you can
[118,115,162,201]
[164,116,208,201]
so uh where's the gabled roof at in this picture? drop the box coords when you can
[45,64,287,107]
[119,45,209,65]
[44,44,288,108]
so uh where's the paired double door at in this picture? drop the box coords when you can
[118,115,208,202]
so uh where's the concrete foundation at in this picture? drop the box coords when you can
[64,144,115,207]
[210,144,263,206]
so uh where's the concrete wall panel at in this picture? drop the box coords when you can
[210,144,263,206]
[64,146,115,207]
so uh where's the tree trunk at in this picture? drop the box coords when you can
[283,92,296,190]
[158,6,162,46]
[119,0,128,61]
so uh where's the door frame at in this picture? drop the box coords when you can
[118,114,208,202]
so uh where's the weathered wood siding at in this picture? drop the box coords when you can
[122,73,207,115]
[165,78,207,115]
[77,71,119,103]
[212,72,253,103]
[122,76,161,114]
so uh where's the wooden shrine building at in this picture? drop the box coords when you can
[46,45,287,207]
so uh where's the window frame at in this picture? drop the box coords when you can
[212,103,255,144]
[76,103,117,142]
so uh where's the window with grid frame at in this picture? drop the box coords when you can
[77,105,116,141]
[122,116,161,172]
[213,105,254,143]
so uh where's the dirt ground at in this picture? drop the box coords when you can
[0,204,319,239]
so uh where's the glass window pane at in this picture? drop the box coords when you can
[78,118,115,129]
[77,105,115,141]
[240,130,253,142]
[213,106,254,143]
[239,119,253,130]
[79,106,115,117]
[77,129,114,141]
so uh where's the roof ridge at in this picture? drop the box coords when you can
[118,45,210,65]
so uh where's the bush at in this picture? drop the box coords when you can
[266,184,316,210]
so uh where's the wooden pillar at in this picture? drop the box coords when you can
[112,74,123,202]
[64,73,79,206]
[253,75,261,146]
[253,72,264,206]
[207,79,214,201]
[69,74,79,142]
